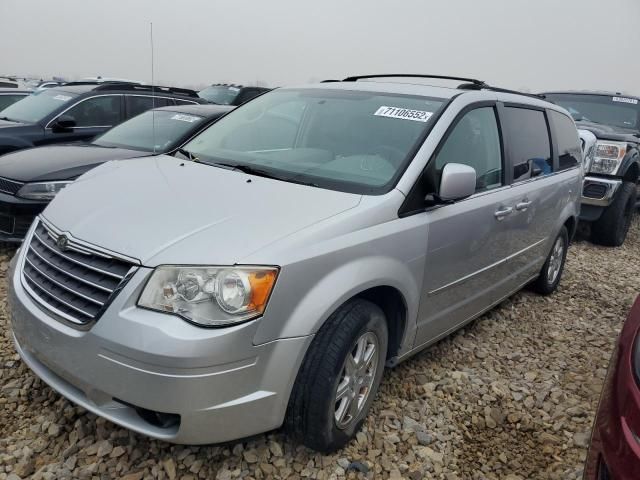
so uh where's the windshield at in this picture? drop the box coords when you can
[93,110,205,152]
[0,89,79,123]
[198,86,241,105]
[183,88,445,194]
[545,93,640,132]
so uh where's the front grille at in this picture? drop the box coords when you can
[584,183,607,199]
[0,177,24,195]
[21,219,137,325]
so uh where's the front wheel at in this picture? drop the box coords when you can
[285,299,388,452]
[591,181,637,247]
[532,226,568,295]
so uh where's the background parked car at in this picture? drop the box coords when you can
[198,83,270,105]
[583,295,640,480]
[0,81,206,156]
[544,91,640,246]
[0,89,30,111]
[0,104,232,242]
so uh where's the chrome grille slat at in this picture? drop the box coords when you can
[21,219,137,325]
[28,240,115,293]
[33,230,125,280]
[24,256,105,306]
[23,270,96,319]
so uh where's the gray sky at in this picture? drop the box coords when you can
[2,0,639,94]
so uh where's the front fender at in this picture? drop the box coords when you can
[253,255,421,351]
[619,149,639,181]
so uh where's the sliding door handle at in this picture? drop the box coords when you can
[494,207,513,220]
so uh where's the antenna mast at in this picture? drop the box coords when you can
[150,22,156,154]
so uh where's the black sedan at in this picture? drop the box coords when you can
[0,104,233,242]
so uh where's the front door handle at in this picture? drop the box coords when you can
[494,206,513,220]
[515,200,532,211]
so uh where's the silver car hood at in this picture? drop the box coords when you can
[42,156,362,266]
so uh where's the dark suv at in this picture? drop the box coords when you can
[0,82,206,156]
[543,91,639,246]
[198,84,270,106]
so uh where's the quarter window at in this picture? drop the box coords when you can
[65,96,121,127]
[549,110,581,171]
[502,107,552,181]
[434,107,503,193]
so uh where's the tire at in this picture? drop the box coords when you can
[532,226,568,295]
[591,181,637,247]
[285,299,388,452]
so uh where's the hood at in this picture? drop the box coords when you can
[42,156,362,265]
[0,144,153,182]
[576,120,640,144]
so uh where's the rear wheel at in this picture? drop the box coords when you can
[532,226,568,295]
[285,299,388,452]
[591,181,637,247]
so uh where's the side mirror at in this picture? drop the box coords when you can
[51,115,76,132]
[439,163,476,201]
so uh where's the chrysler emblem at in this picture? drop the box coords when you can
[56,234,70,251]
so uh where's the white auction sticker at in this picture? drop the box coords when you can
[170,114,200,123]
[612,96,638,105]
[53,94,72,101]
[374,106,433,122]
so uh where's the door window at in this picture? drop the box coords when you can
[65,95,121,127]
[434,107,503,193]
[125,96,172,118]
[549,110,581,171]
[502,107,552,181]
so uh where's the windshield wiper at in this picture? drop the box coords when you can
[176,148,198,161]
[0,116,17,122]
[207,162,284,179]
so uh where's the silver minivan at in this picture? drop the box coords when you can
[9,75,582,452]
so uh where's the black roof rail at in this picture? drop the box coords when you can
[340,74,546,100]
[342,74,486,86]
[92,83,200,98]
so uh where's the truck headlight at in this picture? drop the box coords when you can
[590,141,627,175]
[16,181,72,200]
[138,266,278,327]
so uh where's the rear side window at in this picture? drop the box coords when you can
[66,95,121,127]
[550,110,581,171]
[125,96,171,118]
[503,107,552,181]
[434,107,503,193]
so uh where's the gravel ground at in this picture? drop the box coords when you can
[1,218,639,480]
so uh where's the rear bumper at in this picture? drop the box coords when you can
[9,248,313,444]
[0,191,46,242]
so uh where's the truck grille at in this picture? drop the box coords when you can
[0,177,24,195]
[21,218,137,325]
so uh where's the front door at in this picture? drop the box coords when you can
[413,105,521,347]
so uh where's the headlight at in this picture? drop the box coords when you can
[138,266,278,327]
[16,181,72,200]
[590,141,627,175]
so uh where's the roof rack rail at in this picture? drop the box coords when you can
[342,74,486,86]
[340,74,546,100]
[92,83,200,97]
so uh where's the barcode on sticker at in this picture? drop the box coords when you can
[170,114,200,123]
[374,106,433,122]
[612,97,638,105]
[53,95,72,101]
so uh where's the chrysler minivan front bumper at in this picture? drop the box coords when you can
[8,248,312,444]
